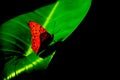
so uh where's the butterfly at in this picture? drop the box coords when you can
[28,21,54,54]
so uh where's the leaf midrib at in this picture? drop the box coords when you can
[25,1,59,56]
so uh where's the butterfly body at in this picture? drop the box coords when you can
[28,21,54,54]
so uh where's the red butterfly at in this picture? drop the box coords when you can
[28,21,54,54]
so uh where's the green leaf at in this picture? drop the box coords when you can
[0,0,92,79]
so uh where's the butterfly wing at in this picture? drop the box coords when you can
[28,21,41,53]
[28,21,53,54]
[39,32,54,51]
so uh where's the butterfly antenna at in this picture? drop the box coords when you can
[52,21,56,34]
[52,22,56,42]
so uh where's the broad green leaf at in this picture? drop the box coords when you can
[0,0,92,79]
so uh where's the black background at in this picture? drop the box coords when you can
[0,0,96,80]
[47,1,97,79]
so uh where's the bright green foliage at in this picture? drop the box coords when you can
[0,0,92,79]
